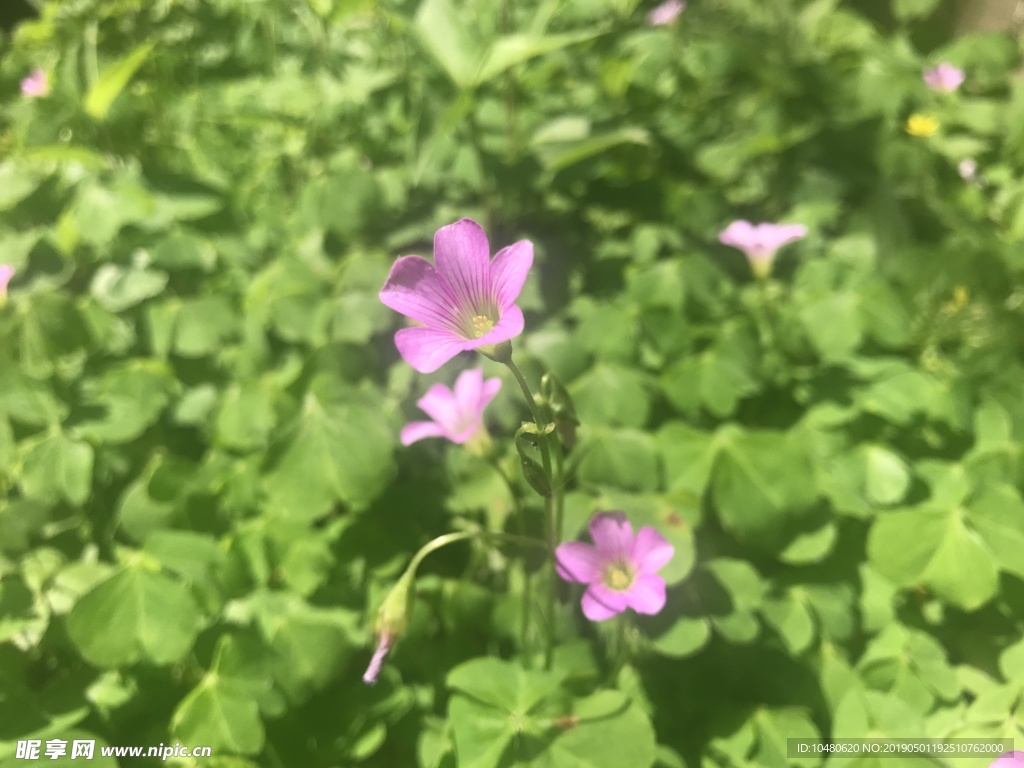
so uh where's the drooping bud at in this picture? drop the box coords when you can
[362,569,415,685]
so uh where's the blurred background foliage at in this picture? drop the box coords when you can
[1,0,1024,766]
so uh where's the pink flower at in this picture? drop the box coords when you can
[718,220,808,278]
[556,512,674,622]
[989,752,1024,768]
[923,63,965,93]
[21,69,50,98]
[959,158,978,181]
[379,219,534,373]
[0,266,14,299]
[400,367,501,446]
[362,631,394,685]
[648,0,685,25]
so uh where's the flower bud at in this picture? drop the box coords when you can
[363,569,414,685]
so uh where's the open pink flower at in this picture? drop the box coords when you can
[21,69,50,98]
[379,219,533,373]
[401,367,501,446]
[556,512,674,622]
[719,220,807,278]
[648,0,685,25]
[0,266,14,299]
[989,752,1024,768]
[923,63,964,93]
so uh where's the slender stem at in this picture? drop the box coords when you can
[407,530,547,577]
[489,457,533,665]
[553,437,565,542]
[503,357,557,668]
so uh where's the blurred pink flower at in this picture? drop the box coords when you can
[0,266,14,299]
[923,62,965,93]
[718,220,807,278]
[400,367,501,446]
[556,512,674,622]
[379,219,533,373]
[21,69,50,98]
[648,0,685,25]
[989,752,1024,768]
[958,158,978,181]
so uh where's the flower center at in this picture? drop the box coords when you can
[470,314,495,338]
[602,562,635,592]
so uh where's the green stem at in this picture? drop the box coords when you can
[503,357,557,668]
[406,530,547,578]
[489,457,533,665]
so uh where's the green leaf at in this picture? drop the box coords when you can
[414,0,481,88]
[863,444,911,506]
[171,676,265,755]
[661,324,758,417]
[77,360,178,443]
[215,383,277,451]
[799,291,864,361]
[67,565,203,667]
[867,503,1000,610]
[20,431,94,506]
[90,264,168,313]
[577,428,659,492]
[710,427,818,551]
[893,0,940,21]
[656,422,718,498]
[448,657,565,713]
[476,29,603,85]
[570,363,650,428]
[84,41,155,120]
[262,388,394,518]
[536,690,657,768]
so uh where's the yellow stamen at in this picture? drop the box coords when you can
[603,564,634,591]
[906,114,939,137]
[471,314,495,338]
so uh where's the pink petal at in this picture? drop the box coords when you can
[479,376,502,411]
[394,327,472,374]
[0,266,14,293]
[453,368,484,414]
[625,575,667,615]
[379,255,461,332]
[474,304,525,347]
[416,382,462,431]
[433,219,492,315]
[761,223,807,251]
[631,527,674,575]
[490,240,533,309]
[718,220,757,250]
[556,542,604,583]
[589,512,634,561]
[362,632,394,685]
[400,420,449,446]
[581,584,628,621]
[989,752,1024,768]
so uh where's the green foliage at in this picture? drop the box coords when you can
[2,0,1024,766]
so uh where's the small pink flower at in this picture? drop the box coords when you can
[647,0,685,25]
[556,512,674,622]
[0,266,14,298]
[989,752,1024,768]
[362,631,394,685]
[379,219,534,373]
[21,69,50,98]
[923,63,965,93]
[958,158,978,181]
[718,220,807,278]
[400,367,501,446]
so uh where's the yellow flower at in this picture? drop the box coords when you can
[906,114,939,137]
